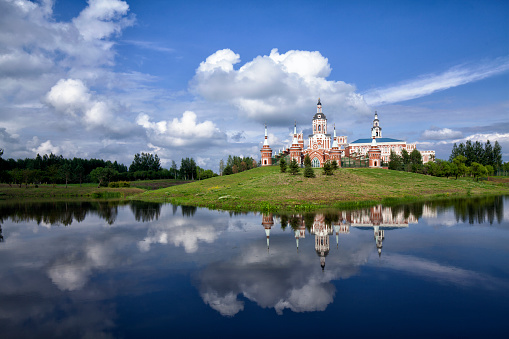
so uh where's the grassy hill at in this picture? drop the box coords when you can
[135,166,509,211]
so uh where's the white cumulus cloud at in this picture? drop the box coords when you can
[73,0,134,41]
[192,48,371,125]
[137,111,226,148]
[45,78,133,134]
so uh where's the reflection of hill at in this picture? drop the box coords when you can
[0,201,164,228]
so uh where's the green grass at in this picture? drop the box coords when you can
[0,183,144,200]
[134,166,509,212]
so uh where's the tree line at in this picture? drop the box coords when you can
[449,140,502,167]
[0,150,216,186]
[388,140,508,180]
[220,155,257,176]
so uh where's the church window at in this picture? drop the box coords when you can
[312,158,320,168]
[318,125,321,132]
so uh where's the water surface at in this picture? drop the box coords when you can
[0,197,508,338]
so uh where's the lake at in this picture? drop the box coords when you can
[1,197,508,338]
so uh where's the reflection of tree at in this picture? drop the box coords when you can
[0,201,164,226]
[426,196,504,225]
[280,214,288,231]
[181,205,197,217]
[129,201,162,222]
[390,203,424,221]
[304,213,315,232]
[0,224,3,242]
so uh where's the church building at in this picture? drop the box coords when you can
[261,99,435,167]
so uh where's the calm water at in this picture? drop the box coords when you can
[0,197,508,338]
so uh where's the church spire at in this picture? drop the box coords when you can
[263,124,269,146]
[332,124,339,148]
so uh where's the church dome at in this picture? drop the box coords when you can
[313,112,327,120]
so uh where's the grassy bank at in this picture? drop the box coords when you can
[135,166,509,211]
[0,183,145,200]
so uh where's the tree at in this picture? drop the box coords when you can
[493,141,502,168]
[90,167,117,187]
[303,154,314,178]
[180,158,197,180]
[401,149,410,168]
[219,159,225,175]
[171,160,178,179]
[129,153,161,172]
[452,155,467,179]
[46,164,60,187]
[331,159,338,170]
[74,164,85,187]
[485,165,494,176]
[470,162,487,181]
[223,165,233,176]
[388,150,402,171]
[289,159,300,175]
[60,162,72,188]
[304,154,312,167]
[280,157,287,173]
[322,161,333,176]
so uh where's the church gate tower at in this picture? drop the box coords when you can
[260,124,273,166]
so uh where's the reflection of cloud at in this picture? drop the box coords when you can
[377,254,509,290]
[47,242,116,291]
[274,279,335,315]
[202,291,244,317]
[47,264,90,291]
[138,215,225,253]
[197,241,371,316]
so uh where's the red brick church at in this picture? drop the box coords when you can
[261,99,434,168]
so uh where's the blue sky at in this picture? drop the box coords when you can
[0,0,508,171]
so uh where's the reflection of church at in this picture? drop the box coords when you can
[261,205,418,269]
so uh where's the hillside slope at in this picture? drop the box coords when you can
[135,166,509,211]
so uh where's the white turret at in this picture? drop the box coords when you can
[263,124,269,146]
[332,124,339,148]
[292,121,298,145]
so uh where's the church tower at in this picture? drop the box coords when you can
[290,121,303,165]
[368,130,382,168]
[260,124,273,166]
[329,124,342,167]
[371,111,382,138]
[312,98,328,136]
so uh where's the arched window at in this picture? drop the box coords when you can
[312,158,320,168]
[318,125,321,132]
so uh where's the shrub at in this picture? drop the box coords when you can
[108,181,131,188]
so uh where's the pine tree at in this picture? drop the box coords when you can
[331,159,338,170]
[304,154,311,167]
[304,165,315,178]
[493,141,503,168]
[280,157,287,173]
[323,161,333,175]
[289,159,299,175]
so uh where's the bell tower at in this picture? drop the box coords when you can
[371,111,382,138]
